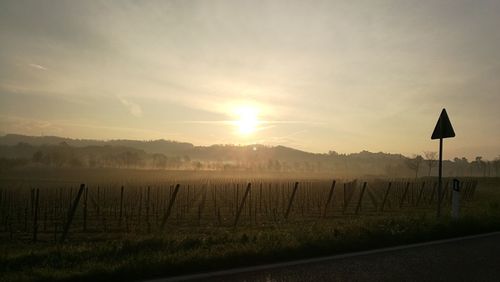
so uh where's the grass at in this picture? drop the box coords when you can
[1,177,499,282]
[2,213,500,282]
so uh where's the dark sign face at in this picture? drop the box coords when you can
[431,109,456,140]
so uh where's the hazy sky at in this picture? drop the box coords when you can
[1,0,499,160]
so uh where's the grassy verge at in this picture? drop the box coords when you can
[2,211,500,282]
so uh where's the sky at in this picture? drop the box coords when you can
[1,0,499,160]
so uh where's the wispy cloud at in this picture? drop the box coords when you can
[28,63,47,71]
[117,96,142,117]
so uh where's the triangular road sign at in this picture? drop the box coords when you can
[431,108,455,139]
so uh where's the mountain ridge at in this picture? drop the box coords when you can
[0,133,401,159]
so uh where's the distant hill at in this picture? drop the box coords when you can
[0,134,194,156]
[0,134,403,162]
[2,133,487,177]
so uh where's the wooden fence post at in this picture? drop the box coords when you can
[399,182,410,208]
[146,186,151,233]
[354,182,367,214]
[465,180,477,201]
[96,186,100,216]
[462,180,471,201]
[198,184,207,226]
[470,180,478,200]
[259,183,263,213]
[30,188,35,218]
[160,184,180,230]
[416,182,425,207]
[284,182,299,220]
[322,180,336,218]
[233,183,252,227]
[443,180,451,204]
[32,188,39,243]
[60,184,85,243]
[343,183,347,212]
[429,182,437,204]
[380,182,392,212]
[439,181,451,206]
[119,186,124,227]
[83,186,88,232]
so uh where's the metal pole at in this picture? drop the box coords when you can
[437,138,443,218]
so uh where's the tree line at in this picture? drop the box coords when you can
[0,142,498,177]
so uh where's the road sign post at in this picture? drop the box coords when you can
[431,108,455,218]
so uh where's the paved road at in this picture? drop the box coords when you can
[187,233,500,282]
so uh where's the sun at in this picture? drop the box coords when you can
[234,106,259,135]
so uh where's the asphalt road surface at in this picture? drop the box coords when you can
[177,233,500,282]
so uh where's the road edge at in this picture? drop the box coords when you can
[145,231,500,282]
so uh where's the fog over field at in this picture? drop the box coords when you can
[1,134,498,178]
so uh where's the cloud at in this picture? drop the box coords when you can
[28,63,47,71]
[117,96,142,117]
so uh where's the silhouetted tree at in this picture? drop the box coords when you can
[32,151,43,163]
[406,155,424,178]
[423,151,437,176]
[474,156,485,176]
[152,154,167,169]
[453,157,467,176]
[493,156,500,177]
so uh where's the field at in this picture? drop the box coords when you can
[1,168,499,282]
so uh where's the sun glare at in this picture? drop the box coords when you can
[234,106,259,135]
